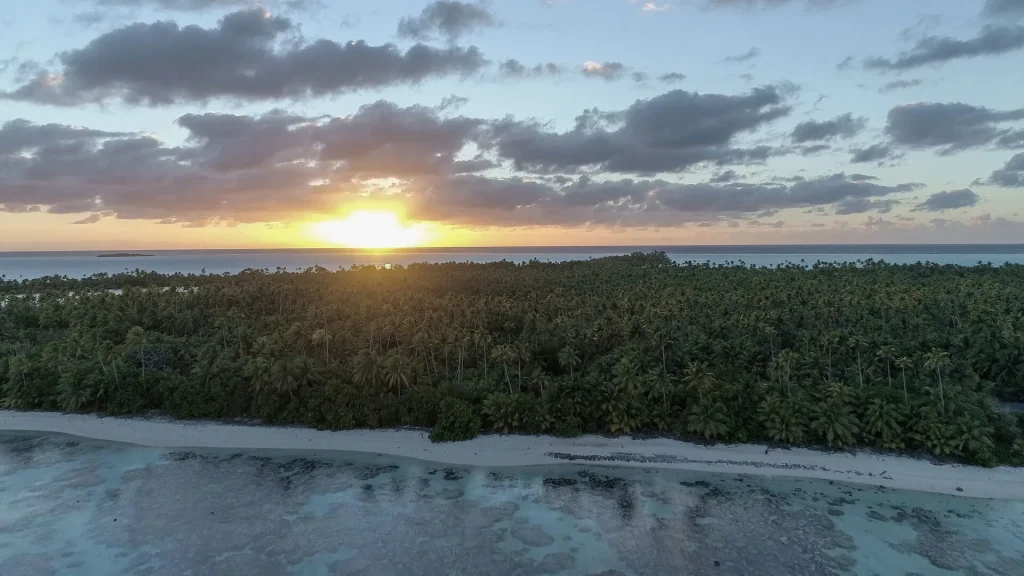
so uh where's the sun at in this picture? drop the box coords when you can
[312,211,428,249]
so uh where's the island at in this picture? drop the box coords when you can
[96,252,154,258]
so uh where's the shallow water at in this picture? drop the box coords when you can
[1,434,1022,576]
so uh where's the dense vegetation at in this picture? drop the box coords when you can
[2,253,1024,465]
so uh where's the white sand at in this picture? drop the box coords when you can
[3,410,1022,500]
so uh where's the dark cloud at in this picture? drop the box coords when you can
[710,169,740,183]
[0,101,489,223]
[724,47,761,63]
[406,172,917,228]
[863,25,1024,71]
[836,56,854,70]
[986,153,1024,187]
[631,71,650,83]
[659,72,686,84]
[833,197,898,215]
[2,8,488,106]
[498,59,564,78]
[848,173,878,181]
[397,1,497,42]
[878,79,922,94]
[850,143,897,164]
[72,213,102,224]
[791,113,866,143]
[315,100,486,177]
[0,119,126,155]
[885,102,1024,154]
[983,0,1024,19]
[485,86,792,175]
[913,189,980,212]
[797,144,831,155]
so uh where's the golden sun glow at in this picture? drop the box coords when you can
[312,211,428,249]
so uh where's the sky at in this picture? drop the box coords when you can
[2,0,1024,250]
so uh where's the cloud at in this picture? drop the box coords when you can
[72,213,102,224]
[833,197,898,215]
[983,0,1024,20]
[913,189,980,212]
[90,0,251,9]
[878,79,922,94]
[498,59,564,78]
[704,0,851,9]
[581,61,627,81]
[848,173,877,181]
[791,113,866,143]
[850,143,897,164]
[659,72,686,84]
[835,56,854,70]
[405,172,918,228]
[637,2,670,11]
[0,101,490,224]
[885,102,1024,154]
[2,8,488,106]
[724,47,761,63]
[710,169,740,183]
[397,1,497,42]
[986,153,1024,187]
[863,25,1024,71]
[485,86,791,175]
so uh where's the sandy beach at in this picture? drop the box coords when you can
[2,410,1022,500]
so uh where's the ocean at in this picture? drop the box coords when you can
[1,434,1022,576]
[3,245,1024,280]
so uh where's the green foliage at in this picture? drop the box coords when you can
[430,398,480,442]
[1,254,1022,464]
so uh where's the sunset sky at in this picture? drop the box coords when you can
[2,0,1024,250]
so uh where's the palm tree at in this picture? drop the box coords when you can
[923,349,952,414]
[895,356,912,404]
[876,346,897,388]
[557,346,580,378]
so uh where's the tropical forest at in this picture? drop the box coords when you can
[2,253,1023,466]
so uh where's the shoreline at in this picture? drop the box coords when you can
[2,410,1022,500]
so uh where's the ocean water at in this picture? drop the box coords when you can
[1,434,1022,576]
[3,245,1024,280]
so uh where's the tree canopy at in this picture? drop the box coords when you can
[2,252,1023,465]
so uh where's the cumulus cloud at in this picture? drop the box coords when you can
[791,113,866,143]
[986,153,1024,187]
[724,47,761,63]
[499,59,564,78]
[404,172,918,228]
[850,143,898,164]
[913,189,980,212]
[884,102,1024,154]
[863,25,1024,71]
[983,0,1024,20]
[397,1,497,42]
[0,101,490,223]
[72,213,103,224]
[833,197,898,215]
[2,8,488,106]
[485,86,791,175]
[659,72,686,84]
[878,79,922,94]
[581,61,627,81]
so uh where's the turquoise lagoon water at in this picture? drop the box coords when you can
[1,433,1022,575]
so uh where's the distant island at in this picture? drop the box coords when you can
[96,253,154,258]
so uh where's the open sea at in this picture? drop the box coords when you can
[3,245,1024,280]
[1,433,1022,576]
